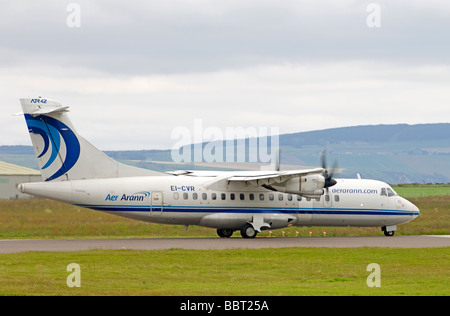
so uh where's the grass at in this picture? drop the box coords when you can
[393,184,450,198]
[0,194,448,239]
[0,199,216,239]
[0,185,448,296]
[0,247,448,296]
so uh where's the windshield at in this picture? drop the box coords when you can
[386,187,397,197]
[381,187,398,197]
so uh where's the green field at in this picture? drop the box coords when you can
[0,185,448,296]
[0,192,448,239]
[0,247,448,296]
[393,184,450,198]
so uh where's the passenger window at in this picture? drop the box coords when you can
[249,193,254,201]
[221,193,226,200]
[211,193,216,200]
[325,195,330,202]
[269,194,274,201]
[192,193,198,200]
[297,195,302,201]
[202,193,207,200]
[183,193,188,200]
[173,192,179,200]
[259,193,265,201]
[278,194,283,201]
[287,194,292,201]
[334,195,340,202]
[230,193,235,200]
[240,193,245,201]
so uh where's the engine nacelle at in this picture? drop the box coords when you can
[272,174,325,197]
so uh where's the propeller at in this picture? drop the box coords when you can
[321,149,338,192]
[275,148,281,172]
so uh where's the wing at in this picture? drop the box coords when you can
[168,167,327,196]
[227,168,324,186]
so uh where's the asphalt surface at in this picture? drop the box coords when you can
[0,235,449,253]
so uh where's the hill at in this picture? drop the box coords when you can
[280,123,450,146]
[278,123,450,183]
[2,123,450,184]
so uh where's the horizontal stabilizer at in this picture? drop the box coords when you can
[20,98,68,115]
[29,106,70,115]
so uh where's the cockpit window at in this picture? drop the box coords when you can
[381,187,398,197]
[386,187,397,197]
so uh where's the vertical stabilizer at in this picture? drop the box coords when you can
[20,97,163,181]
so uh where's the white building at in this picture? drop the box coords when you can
[0,161,41,199]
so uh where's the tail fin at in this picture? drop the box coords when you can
[20,97,163,181]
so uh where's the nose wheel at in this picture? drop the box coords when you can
[382,226,396,237]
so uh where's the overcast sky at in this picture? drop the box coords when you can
[1,0,449,150]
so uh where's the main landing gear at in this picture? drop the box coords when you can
[217,224,258,239]
[216,228,234,238]
[240,224,257,239]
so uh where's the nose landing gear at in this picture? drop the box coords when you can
[382,225,396,237]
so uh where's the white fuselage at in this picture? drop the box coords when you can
[17,97,421,238]
[19,176,420,231]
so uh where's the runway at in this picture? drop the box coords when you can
[0,235,449,253]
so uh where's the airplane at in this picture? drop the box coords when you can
[17,97,420,238]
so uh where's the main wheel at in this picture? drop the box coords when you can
[240,224,257,239]
[217,228,233,238]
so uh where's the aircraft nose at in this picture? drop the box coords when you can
[398,197,419,217]
[407,199,420,217]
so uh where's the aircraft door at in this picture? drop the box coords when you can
[150,191,164,215]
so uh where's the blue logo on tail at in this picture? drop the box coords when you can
[25,114,80,181]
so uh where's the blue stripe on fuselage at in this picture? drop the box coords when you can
[74,204,419,216]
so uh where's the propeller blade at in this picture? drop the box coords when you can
[320,148,338,191]
[275,148,281,172]
[328,160,339,180]
[321,149,327,170]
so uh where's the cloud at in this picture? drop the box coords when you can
[2,0,450,73]
[1,1,449,150]
[2,61,449,150]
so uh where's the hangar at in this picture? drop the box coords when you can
[0,161,41,200]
